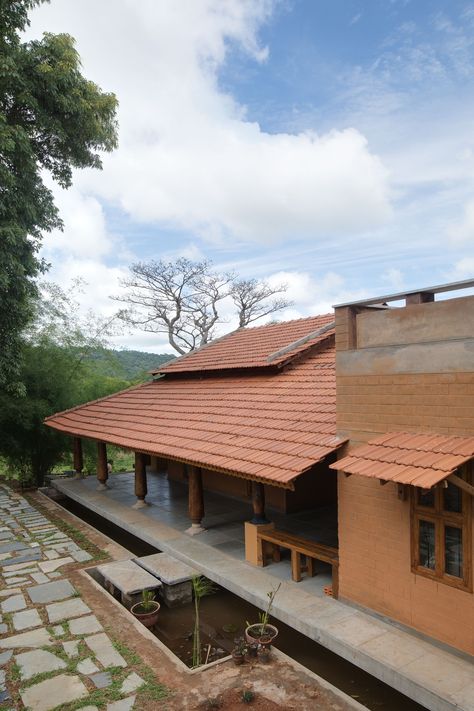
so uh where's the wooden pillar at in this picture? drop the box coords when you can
[250,482,269,524]
[97,441,108,491]
[73,437,83,479]
[186,465,205,535]
[132,452,148,509]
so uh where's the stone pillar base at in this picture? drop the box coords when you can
[185,523,206,536]
[245,521,275,566]
[73,473,84,480]
[97,482,108,491]
[132,498,148,509]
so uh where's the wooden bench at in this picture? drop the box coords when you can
[257,528,339,598]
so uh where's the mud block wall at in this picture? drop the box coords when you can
[335,294,474,655]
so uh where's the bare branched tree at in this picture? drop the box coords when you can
[114,259,292,354]
[230,278,292,328]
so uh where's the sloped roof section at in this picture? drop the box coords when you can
[155,314,335,374]
[330,432,474,488]
[46,340,344,489]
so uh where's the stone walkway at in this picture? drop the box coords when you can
[0,485,150,711]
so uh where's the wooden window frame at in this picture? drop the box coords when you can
[410,466,472,592]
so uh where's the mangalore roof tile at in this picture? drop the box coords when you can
[46,322,343,488]
[331,432,474,487]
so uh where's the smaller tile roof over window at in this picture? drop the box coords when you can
[330,432,474,488]
[155,314,335,374]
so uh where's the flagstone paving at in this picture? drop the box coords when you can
[0,485,161,709]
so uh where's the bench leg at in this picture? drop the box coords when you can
[332,564,339,599]
[272,545,281,563]
[291,551,302,582]
[306,556,315,577]
[256,536,265,567]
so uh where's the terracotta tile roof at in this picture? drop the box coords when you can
[330,432,474,488]
[155,314,335,374]
[46,339,344,489]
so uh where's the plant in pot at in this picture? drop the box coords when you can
[245,582,281,647]
[131,589,160,628]
[231,637,247,666]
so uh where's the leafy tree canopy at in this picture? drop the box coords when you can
[0,0,118,392]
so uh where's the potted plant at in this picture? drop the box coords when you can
[245,583,280,646]
[231,637,247,665]
[257,645,271,664]
[130,589,160,628]
[245,641,258,661]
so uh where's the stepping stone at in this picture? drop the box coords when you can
[107,697,136,711]
[0,589,20,597]
[39,557,74,573]
[16,649,67,680]
[77,657,100,675]
[80,707,99,711]
[44,551,59,560]
[120,672,144,694]
[28,579,75,604]
[1,594,26,613]
[0,624,7,634]
[0,651,12,666]
[135,553,196,607]
[49,572,62,579]
[136,553,196,584]
[84,633,127,668]
[0,687,10,703]
[62,640,79,658]
[6,576,28,585]
[0,541,28,554]
[0,532,13,541]
[20,673,88,711]
[72,550,93,562]
[90,671,113,688]
[69,614,103,635]
[31,573,49,584]
[2,550,41,567]
[51,625,65,637]
[12,608,42,631]
[2,560,37,572]
[46,598,91,623]
[0,627,51,649]
[4,566,36,577]
[96,560,161,606]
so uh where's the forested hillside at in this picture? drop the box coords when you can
[85,350,175,380]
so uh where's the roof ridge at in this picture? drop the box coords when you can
[267,321,335,363]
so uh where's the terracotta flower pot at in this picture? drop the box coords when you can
[245,623,278,646]
[130,600,160,628]
[232,650,245,666]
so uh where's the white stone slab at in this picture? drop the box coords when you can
[77,657,100,675]
[62,640,79,658]
[46,598,91,623]
[12,608,42,631]
[69,614,103,635]
[96,560,161,595]
[39,556,74,573]
[0,627,51,649]
[1,594,26,613]
[84,633,127,668]
[135,552,197,584]
[20,673,88,711]
[16,649,67,679]
[107,696,136,711]
[120,672,144,694]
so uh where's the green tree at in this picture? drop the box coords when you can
[0,0,118,392]
[0,282,128,487]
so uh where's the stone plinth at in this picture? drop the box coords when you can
[95,559,161,608]
[135,553,197,607]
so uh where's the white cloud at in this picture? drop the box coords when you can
[447,200,474,243]
[28,0,391,246]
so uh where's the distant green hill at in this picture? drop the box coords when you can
[86,349,175,380]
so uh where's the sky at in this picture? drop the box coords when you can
[27,0,474,353]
